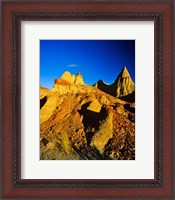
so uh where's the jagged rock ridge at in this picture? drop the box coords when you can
[51,71,85,94]
[61,71,84,85]
[94,66,135,98]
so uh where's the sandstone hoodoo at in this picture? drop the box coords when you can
[52,71,85,94]
[94,66,135,99]
[115,66,135,97]
[61,71,84,85]
[61,71,76,83]
[40,69,135,160]
[74,72,84,85]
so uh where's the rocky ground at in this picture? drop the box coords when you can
[40,71,135,160]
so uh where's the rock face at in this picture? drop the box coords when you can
[61,71,75,83]
[74,72,84,84]
[61,71,83,84]
[40,94,60,124]
[40,71,135,160]
[90,108,113,153]
[94,66,135,98]
[52,71,84,94]
[87,99,102,113]
[115,66,135,97]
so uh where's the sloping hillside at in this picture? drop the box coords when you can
[40,71,135,160]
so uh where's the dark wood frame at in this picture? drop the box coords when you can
[1,1,174,199]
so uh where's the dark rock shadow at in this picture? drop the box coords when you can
[124,104,135,113]
[119,91,135,103]
[40,96,47,109]
[78,102,108,145]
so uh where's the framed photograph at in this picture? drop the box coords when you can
[40,39,135,161]
[1,1,174,199]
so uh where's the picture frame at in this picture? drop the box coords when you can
[1,0,174,199]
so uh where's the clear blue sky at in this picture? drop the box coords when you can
[40,40,135,89]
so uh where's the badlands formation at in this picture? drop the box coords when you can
[94,66,135,98]
[40,67,135,160]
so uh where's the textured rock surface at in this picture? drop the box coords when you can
[61,71,75,83]
[52,72,84,94]
[40,72,135,160]
[61,71,84,85]
[94,66,135,98]
[74,72,84,85]
[90,108,113,153]
[115,66,135,97]
[87,99,102,113]
[40,85,51,99]
[40,94,59,124]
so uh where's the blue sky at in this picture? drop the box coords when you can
[40,40,135,89]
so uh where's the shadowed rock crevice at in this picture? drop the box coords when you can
[119,91,135,103]
[78,103,108,145]
[79,103,108,130]
[124,104,135,113]
[40,96,47,109]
